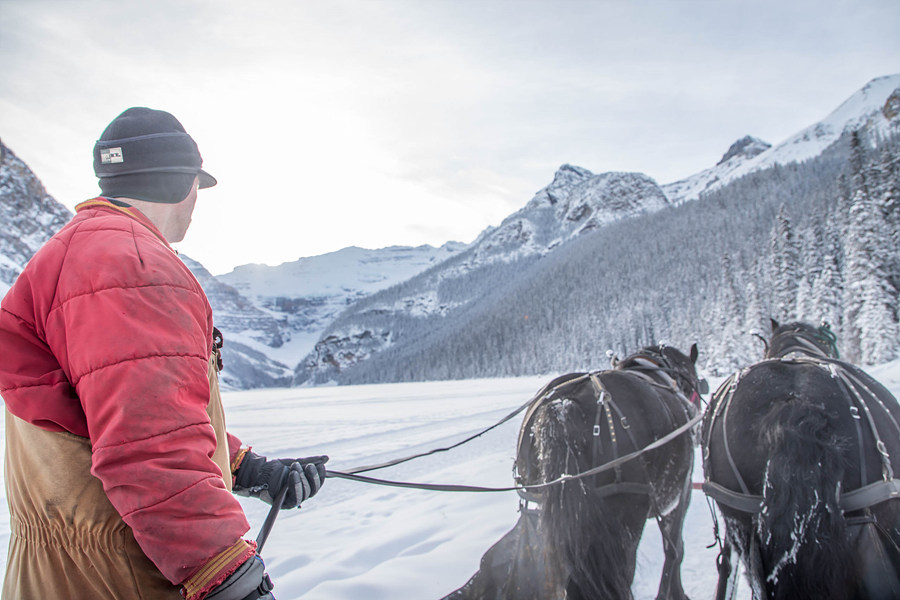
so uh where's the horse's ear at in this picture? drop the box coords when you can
[770,318,780,332]
[690,343,698,363]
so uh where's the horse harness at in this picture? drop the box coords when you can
[702,355,900,517]
[516,354,700,507]
[766,324,840,360]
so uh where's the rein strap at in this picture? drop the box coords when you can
[327,412,702,494]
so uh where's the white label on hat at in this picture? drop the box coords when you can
[101,147,124,164]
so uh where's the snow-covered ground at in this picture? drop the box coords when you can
[3,360,900,599]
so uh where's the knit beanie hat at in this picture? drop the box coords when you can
[93,107,217,204]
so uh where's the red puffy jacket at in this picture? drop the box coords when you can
[0,199,253,598]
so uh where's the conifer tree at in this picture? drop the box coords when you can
[795,223,823,320]
[812,238,844,336]
[769,204,800,321]
[878,141,900,298]
[843,131,900,363]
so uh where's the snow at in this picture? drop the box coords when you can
[215,244,466,371]
[220,245,465,299]
[3,360,900,598]
[663,74,900,204]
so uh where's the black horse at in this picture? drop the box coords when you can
[702,320,900,600]
[444,344,706,600]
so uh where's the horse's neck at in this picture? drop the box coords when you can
[621,358,697,414]
[629,357,671,384]
[770,333,830,359]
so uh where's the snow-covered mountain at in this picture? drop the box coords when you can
[294,75,900,385]
[180,256,296,389]
[663,74,900,203]
[214,244,466,380]
[4,74,899,389]
[295,169,672,384]
[463,166,670,268]
[0,141,71,295]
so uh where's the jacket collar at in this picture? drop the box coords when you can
[74,197,174,251]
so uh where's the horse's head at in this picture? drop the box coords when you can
[622,343,708,404]
[766,319,839,359]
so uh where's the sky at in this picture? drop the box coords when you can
[1,0,898,275]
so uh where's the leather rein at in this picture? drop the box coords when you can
[514,352,703,505]
[328,353,704,496]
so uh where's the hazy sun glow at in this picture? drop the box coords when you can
[1,0,898,274]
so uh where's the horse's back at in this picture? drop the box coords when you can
[704,356,900,599]
[517,369,694,514]
[707,358,900,494]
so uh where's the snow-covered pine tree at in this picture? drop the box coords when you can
[843,131,900,364]
[811,233,844,337]
[743,272,769,355]
[769,204,801,322]
[877,138,900,302]
[795,222,823,320]
[705,252,746,372]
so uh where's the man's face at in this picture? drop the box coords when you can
[168,176,199,243]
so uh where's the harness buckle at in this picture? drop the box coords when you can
[593,425,601,436]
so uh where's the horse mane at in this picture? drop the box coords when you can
[616,344,704,400]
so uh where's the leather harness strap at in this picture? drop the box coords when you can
[703,356,900,515]
[517,356,699,505]
[329,412,702,495]
[703,478,900,515]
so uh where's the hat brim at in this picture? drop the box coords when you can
[198,169,217,189]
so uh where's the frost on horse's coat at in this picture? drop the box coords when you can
[444,344,704,600]
[703,320,900,600]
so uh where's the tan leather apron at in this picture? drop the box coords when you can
[3,355,231,599]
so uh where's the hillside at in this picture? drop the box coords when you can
[295,88,900,384]
[3,75,899,389]
[0,141,71,295]
[663,74,900,203]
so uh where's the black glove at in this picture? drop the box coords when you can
[234,451,328,508]
[204,555,274,600]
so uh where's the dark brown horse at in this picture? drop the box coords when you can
[444,344,706,600]
[702,320,900,599]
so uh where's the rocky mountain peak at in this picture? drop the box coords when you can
[534,163,595,206]
[717,135,771,166]
[884,87,900,121]
[0,140,71,291]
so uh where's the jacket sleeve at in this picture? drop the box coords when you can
[48,233,253,589]
[228,431,250,474]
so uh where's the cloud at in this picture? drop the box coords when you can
[1,0,898,274]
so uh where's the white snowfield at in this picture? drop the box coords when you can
[2,359,900,599]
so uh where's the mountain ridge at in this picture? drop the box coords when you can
[3,75,899,388]
[662,73,900,204]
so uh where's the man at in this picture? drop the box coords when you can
[0,107,327,599]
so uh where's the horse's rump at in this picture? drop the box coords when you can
[704,357,900,599]
[517,369,696,599]
[517,370,693,507]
